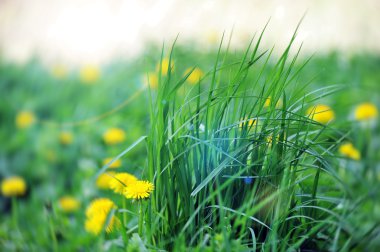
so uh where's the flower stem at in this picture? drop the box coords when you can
[138,200,143,237]
[11,197,18,230]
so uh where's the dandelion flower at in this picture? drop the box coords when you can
[354,103,378,121]
[59,131,73,145]
[264,97,283,108]
[80,65,100,84]
[51,64,68,79]
[85,198,120,235]
[339,142,361,160]
[103,128,126,145]
[157,58,174,76]
[96,172,116,190]
[59,196,80,213]
[307,104,335,124]
[16,111,36,129]
[102,158,122,169]
[109,173,138,194]
[184,67,204,84]
[124,180,154,200]
[144,72,158,89]
[1,176,27,197]
[239,118,257,128]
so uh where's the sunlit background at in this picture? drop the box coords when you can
[1,0,379,65]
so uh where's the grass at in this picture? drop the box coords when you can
[0,30,379,251]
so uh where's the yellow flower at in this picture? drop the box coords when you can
[96,172,116,190]
[264,97,283,108]
[102,158,122,169]
[1,176,27,197]
[109,173,138,194]
[144,72,158,89]
[59,131,73,145]
[184,67,204,84]
[307,104,335,124]
[339,142,361,160]
[354,103,378,121]
[103,128,126,145]
[85,198,120,235]
[239,118,257,128]
[124,180,154,200]
[157,58,174,76]
[80,65,100,84]
[16,111,36,129]
[59,196,80,213]
[51,64,68,79]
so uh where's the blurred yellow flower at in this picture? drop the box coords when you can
[96,172,115,190]
[59,196,80,213]
[85,198,120,235]
[124,180,154,200]
[157,58,174,76]
[1,176,27,197]
[264,97,283,108]
[59,131,73,145]
[16,111,36,129]
[103,128,126,145]
[184,67,204,84]
[51,65,68,79]
[80,65,100,84]
[339,142,361,160]
[239,118,257,128]
[109,172,138,194]
[307,104,335,124]
[144,72,158,89]
[354,102,378,121]
[102,158,122,169]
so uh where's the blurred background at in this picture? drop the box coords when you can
[1,0,380,65]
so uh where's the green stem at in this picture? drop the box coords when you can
[11,197,18,231]
[122,198,128,226]
[138,200,143,237]
[119,214,129,251]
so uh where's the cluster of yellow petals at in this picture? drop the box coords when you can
[307,104,335,124]
[96,172,116,190]
[1,176,27,197]
[144,72,159,89]
[157,58,174,76]
[59,131,74,145]
[239,118,258,128]
[85,198,120,235]
[354,102,378,121]
[109,173,138,194]
[103,128,126,145]
[16,111,36,129]
[124,180,154,200]
[80,65,100,84]
[102,158,122,169]
[264,96,283,108]
[339,142,361,160]
[59,196,80,213]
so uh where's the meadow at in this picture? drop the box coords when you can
[0,33,379,251]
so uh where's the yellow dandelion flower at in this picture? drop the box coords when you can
[59,196,80,213]
[96,172,116,190]
[109,173,138,194]
[239,118,257,128]
[124,180,154,200]
[102,158,122,169]
[157,58,174,76]
[59,131,73,145]
[85,198,120,235]
[51,64,68,79]
[307,104,335,124]
[264,97,283,108]
[144,72,158,89]
[103,128,126,145]
[184,67,204,85]
[339,142,361,160]
[354,102,378,121]
[1,176,27,197]
[80,65,100,84]
[16,111,36,129]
